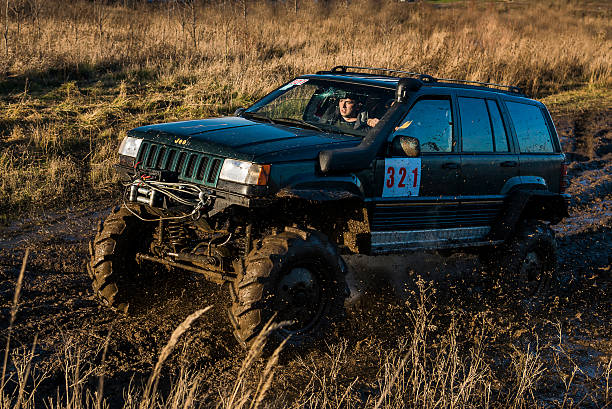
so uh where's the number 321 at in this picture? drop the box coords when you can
[386,167,418,188]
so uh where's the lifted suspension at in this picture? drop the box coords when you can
[135,253,236,284]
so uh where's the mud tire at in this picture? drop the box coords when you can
[480,220,558,295]
[89,204,155,312]
[228,227,349,349]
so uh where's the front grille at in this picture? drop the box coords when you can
[137,143,223,187]
[185,154,196,178]
[137,142,149,164]
[156,147,166,169]
[207,159,222,184]
[146,145,157,167]
[165,149,176,170]
[196,156,209,180]
[175,152,187,173]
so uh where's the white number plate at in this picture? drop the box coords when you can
[382,158,421,197]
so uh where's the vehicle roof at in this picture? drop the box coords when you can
[303,71,529,99]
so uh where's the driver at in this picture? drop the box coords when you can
[326,91,372,133]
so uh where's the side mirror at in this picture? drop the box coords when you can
[390,135,420,157]
[234,107,246,117]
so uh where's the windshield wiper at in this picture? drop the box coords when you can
[243,111,276,124]
[274,117,325,132]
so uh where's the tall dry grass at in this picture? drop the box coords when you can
[0,0,610,214]
[0,0,612,95]
[2,0,611,94]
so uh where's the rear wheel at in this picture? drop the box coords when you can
[228,227,349,349]
[88,204,156,312]
[480,220,558,295]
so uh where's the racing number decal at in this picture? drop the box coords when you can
[382,158,421,197]
[386,167,418,188]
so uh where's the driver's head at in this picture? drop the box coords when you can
[339,98,359,118]
[338,92,362,119]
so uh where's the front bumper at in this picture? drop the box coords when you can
[116,164,272,216]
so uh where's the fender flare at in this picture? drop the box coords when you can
[275,174,365,203]
[488,189,569,242]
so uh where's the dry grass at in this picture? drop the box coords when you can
[0,0,610,215]
[2,274,609,409]
[2,0,610,94]
[0,1,610,406]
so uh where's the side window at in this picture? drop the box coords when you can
[487,100,509,152]
[396,98,453,153]
[506,101,554,153]
[458,97,493,152]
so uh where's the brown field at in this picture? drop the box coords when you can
[0,0,611,408]
[1,0,611,215]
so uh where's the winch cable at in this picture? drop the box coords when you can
[120,178,212,222]
[134,179,206,207]
[121,193,203,222]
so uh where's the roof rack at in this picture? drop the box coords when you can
[323,65,524,95]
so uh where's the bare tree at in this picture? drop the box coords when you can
[67,2,81,45]
[4,0,8,58]
[188,0,197,49]
[92,0,108,41]
[9,0,26,37]
[26,0,43,40]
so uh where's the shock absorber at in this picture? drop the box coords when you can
[166,220,189,252]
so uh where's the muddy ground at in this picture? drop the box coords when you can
[1,109,610,407]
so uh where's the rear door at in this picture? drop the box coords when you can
[457,93,519,227]
[458,95,519,196]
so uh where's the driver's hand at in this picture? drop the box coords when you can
[367,118,380,127]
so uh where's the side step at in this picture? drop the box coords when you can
[370,226,502,254]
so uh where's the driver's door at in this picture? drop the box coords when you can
[369,96,462,252]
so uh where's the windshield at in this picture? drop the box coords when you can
[245,79,395,137]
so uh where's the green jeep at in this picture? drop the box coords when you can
[89,66,570,348]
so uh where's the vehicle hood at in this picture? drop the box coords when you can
[128,117,360,162]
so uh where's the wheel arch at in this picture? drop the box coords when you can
[488,189,569,242]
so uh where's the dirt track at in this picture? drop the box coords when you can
[0,109,610,407]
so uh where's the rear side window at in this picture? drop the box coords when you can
[487,100,509,152]
[506,101,554,153]
[396,98,454,153]
[458,97,510,152]
[459,97,493,152]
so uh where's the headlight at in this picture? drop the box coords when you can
[219,159,271,186]
[118,136,143,158]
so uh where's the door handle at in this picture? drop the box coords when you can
[500,161,518,167]
[442,162,459,169]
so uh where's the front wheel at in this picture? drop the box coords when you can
[88,204,156,312]
[228,227,349,349]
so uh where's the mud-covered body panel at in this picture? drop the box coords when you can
[128,117,360,163]
[118,70,570,257]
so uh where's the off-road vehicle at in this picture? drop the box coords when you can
[88,66,570,348]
